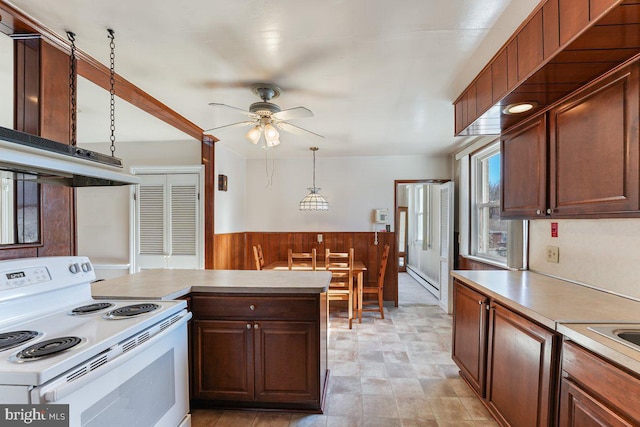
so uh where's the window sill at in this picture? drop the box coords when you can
[461,255,511,270]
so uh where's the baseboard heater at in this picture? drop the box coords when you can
[406,266,439,293]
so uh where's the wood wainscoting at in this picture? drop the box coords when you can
[214,232,398,306]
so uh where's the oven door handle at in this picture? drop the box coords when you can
[37,310,191,403]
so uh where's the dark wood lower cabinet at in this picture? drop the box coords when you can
[452,280,489,397]
[452,279,559,427]
[486,303,558,427]
[190,293,327,411]
[560,341,640,426]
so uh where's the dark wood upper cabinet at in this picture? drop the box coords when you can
[501,115,548,218]
[476,69,493,116]
[506,40,519,91]
[559,0,590,45]
[492,49,508,102]
[466,85,477,127]
[518,10,544,81]
[549,62,639,216]
[453,0,638,137]
[543,0,560,59]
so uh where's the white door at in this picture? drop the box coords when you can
[134,170,203,271]
[438,182,454,313]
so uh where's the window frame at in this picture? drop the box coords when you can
[470,141,506,264]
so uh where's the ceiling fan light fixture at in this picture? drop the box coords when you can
[264,123,279,143]
[246,126,262,144]
[264,138,281,148]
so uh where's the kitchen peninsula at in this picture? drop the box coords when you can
[92,269,331,412]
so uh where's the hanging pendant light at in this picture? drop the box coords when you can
[299,147,329,211]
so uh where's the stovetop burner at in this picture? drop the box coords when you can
[0,330,40,352]
[70,302,115,315]
[104,303,161,319]
[14,336,82,361]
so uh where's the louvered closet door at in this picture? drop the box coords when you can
[136,173,200,270]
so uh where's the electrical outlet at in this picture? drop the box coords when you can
[546,245,559,263]
[317,234,323,243]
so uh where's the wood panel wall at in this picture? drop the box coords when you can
[0,37,75,260]
[214,231,398,305]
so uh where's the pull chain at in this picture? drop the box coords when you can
[66,31,77,147]
[107,28,116,157]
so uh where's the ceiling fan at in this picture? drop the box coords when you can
[204,83,323,148]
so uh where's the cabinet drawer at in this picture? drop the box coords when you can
[562,340,640,423]
[191,294,318,321]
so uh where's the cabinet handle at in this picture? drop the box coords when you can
[249,304,255,311]
[546,208,552,214]
[486,304,490,311]
[254,323,259,329]
[246,323,251,329]
[536,209,541,215]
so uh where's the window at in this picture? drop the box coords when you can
[471,142,508,263]
[414,185,423,243]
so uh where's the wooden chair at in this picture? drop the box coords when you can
[325,248,354,329]
[288,248,317,270]
[252,245,262,270]
[256,244,265,268]
[360,244,390,321]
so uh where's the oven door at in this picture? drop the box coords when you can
[30,312,191,427]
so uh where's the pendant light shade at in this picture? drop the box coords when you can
[299,147,329,211]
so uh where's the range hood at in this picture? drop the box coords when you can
[0,126,139,187]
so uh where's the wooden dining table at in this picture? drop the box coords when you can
[263,260,367,325]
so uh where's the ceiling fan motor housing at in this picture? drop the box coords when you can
[249,101,281,116]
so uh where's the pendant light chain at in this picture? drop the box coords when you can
[107,29,116,156]
[66,31,77,147]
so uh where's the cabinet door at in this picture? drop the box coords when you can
[501,115,548,218]
[452,280,489,397]
[486,303,557,427]
[559,378,634,427]
[549,64,639,216]
[192,319,254,401]
[254,321,319,404]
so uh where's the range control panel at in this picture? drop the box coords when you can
[2,266,51,289]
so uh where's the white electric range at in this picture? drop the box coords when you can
[0,256,191,426]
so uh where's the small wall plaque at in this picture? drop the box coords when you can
[218,174,228,191]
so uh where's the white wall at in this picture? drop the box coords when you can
[529,219,640,300]
[214,144,246,234]
[76,139,200,272]
[245,154,450,232]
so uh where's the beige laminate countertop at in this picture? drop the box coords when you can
[91,269,332,301]
[452,270,640,373]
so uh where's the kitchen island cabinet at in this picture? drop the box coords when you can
[92,269,331,412]
[190,293,326,411]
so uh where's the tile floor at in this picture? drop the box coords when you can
[191,273,498,427]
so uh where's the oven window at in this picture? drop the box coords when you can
[81,350,175,426]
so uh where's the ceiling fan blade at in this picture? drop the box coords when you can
[272,107,314,121]
[208,102,258,118]
[203,121,255,133]
[276,122,324,139]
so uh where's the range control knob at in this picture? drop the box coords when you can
[69,263,80,274]
[81,262,92,272]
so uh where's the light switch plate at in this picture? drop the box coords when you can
[546,245,559,263]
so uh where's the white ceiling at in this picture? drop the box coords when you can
[4,0,540,159]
